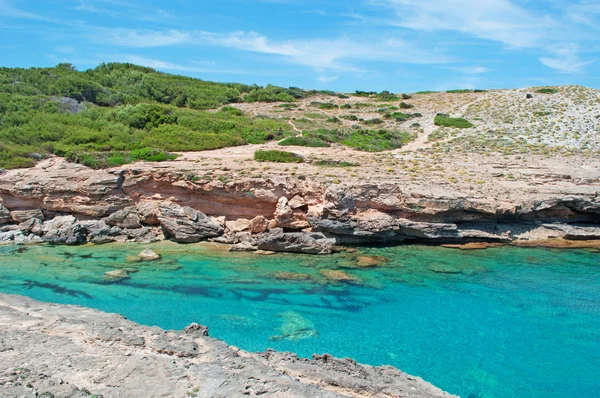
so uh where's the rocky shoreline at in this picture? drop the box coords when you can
[1,157,599,253]
[0,293,455,397]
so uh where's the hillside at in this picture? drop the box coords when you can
[2,63,598,171]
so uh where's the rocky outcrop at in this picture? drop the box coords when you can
[0,157,599,249]
[41,215,87,245]
[257,230,336,254]
[158,203,223,243]
[0,293,455,398]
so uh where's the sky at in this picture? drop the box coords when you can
[1,0,600,92]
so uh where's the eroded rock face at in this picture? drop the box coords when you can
[10,209,44,223]
[158,203,223,243]
[0,294,456,398]
[0,204,10,224]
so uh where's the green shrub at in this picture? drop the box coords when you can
[218,106,243,116]
[254,150,303,163]
[434,115,474,128]
[399,102,415,109]
[535,88,559,94]
[278,136,330,147]
[446,89,473,93]
[415,90,438,94]
[363,118,383,125]
[314,159,359,167]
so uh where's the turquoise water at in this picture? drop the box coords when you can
[0,242,598,398]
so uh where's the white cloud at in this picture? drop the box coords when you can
[95,29,452,71]
[0,0,53,21]
[449,66,489,74]
[539,44,593,74]
[374,0,556,48]
[318,76,339,83]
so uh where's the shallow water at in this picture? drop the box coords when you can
[0,242,598,398]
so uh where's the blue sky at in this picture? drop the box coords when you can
[1,0,600,92]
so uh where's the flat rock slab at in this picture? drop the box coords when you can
[0,293,456,398]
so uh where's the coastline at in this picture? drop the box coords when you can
[1,155,599,253]
[0,293,456,397]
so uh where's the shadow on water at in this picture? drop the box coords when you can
[22,280,93,299]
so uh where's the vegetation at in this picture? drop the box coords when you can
[278,136,330,147]
[535,88,559,94]
[0,63,300,169]
[415,90,438,94]
[434,115,474,128]
[304,128,415,151]
[314,159,359,167]
[254,149,303,163]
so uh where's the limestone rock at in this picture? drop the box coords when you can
[10,209,44,223]
[41,216,86,245]
[229,242,257,252]
[104,269,130,282]
[225,218,250,233]
[0,204,10,224]
[80,220,113,244]
[249,215,269,234]
[158,203,223,243]
[18,218,42,235]
[105,207,142,229]
[256,231,335,255]
[137,201,161,225]
[274,197,310,230]
[139,248,160,261]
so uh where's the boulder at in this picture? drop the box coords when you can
[256,231,335,255]
[139,248,160,261]
[184,323,209,337]
[158,203,223,243]
[10,209,44,223]
[104,269,130,282]
[41,216,87,245]
[18,218,43,235]
[249,215,269,234]
[0,205,10,225]
[105,207,142,229]
[80,220,113,244]
[137,202,161,225]
[229,243,257,252]
[274,197,310,230]
[225,218,251,233]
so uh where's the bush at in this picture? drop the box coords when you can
[218,106,243,116]
[399,102,415,109]
[254,150,303,163]
[279,136,330,147]
[314,159,358,167]
[434,115,474,128]
[535,88,559,94]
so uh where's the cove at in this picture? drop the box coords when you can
[0,242,598,398]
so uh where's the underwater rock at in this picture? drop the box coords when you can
[356,255,387,268]
[104,269,130,282]
[429,264,462,274]
[270,311,318,341]
[442,242,505,250]
[275,271,312,280]
[125,255,143,263]
[255,250,276,255]
[138,248,160,261]
[319,269,361,283]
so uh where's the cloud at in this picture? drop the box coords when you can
[449,66,489,74]
[318,76,339,83]
[0,0,53,21]
[539,44,593,74]
[374,0,555,48]
[95,29,452,71]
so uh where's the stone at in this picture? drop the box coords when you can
[80,220,113,244]
[274,197,310,230]
[229,243,257,252]
[288,195,307,209]
[137,201,161,225]
[249,215,269,234]
[125,255,143,263]
[18,218,42,235]
[41,216,87,245]
[139,248,160,261]
[104,269,130,282]
[356,255,386,268]
[0,204,10,224]
[256,231,336,255]
[10,209,44,223]
[319,269,360,283]
[158,203,223,243]
[105,207,142,229]
[184,323,209,337]
[225,218,251,233]
[275,271,311,280]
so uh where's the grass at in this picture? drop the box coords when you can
[254,150,303,163]
[278,136,330,147]
[434,115,474,128]
[305,128,415,151]
[415,90,438,94]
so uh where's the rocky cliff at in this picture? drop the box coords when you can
[0,154,599,252]
[0,293,455,397]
